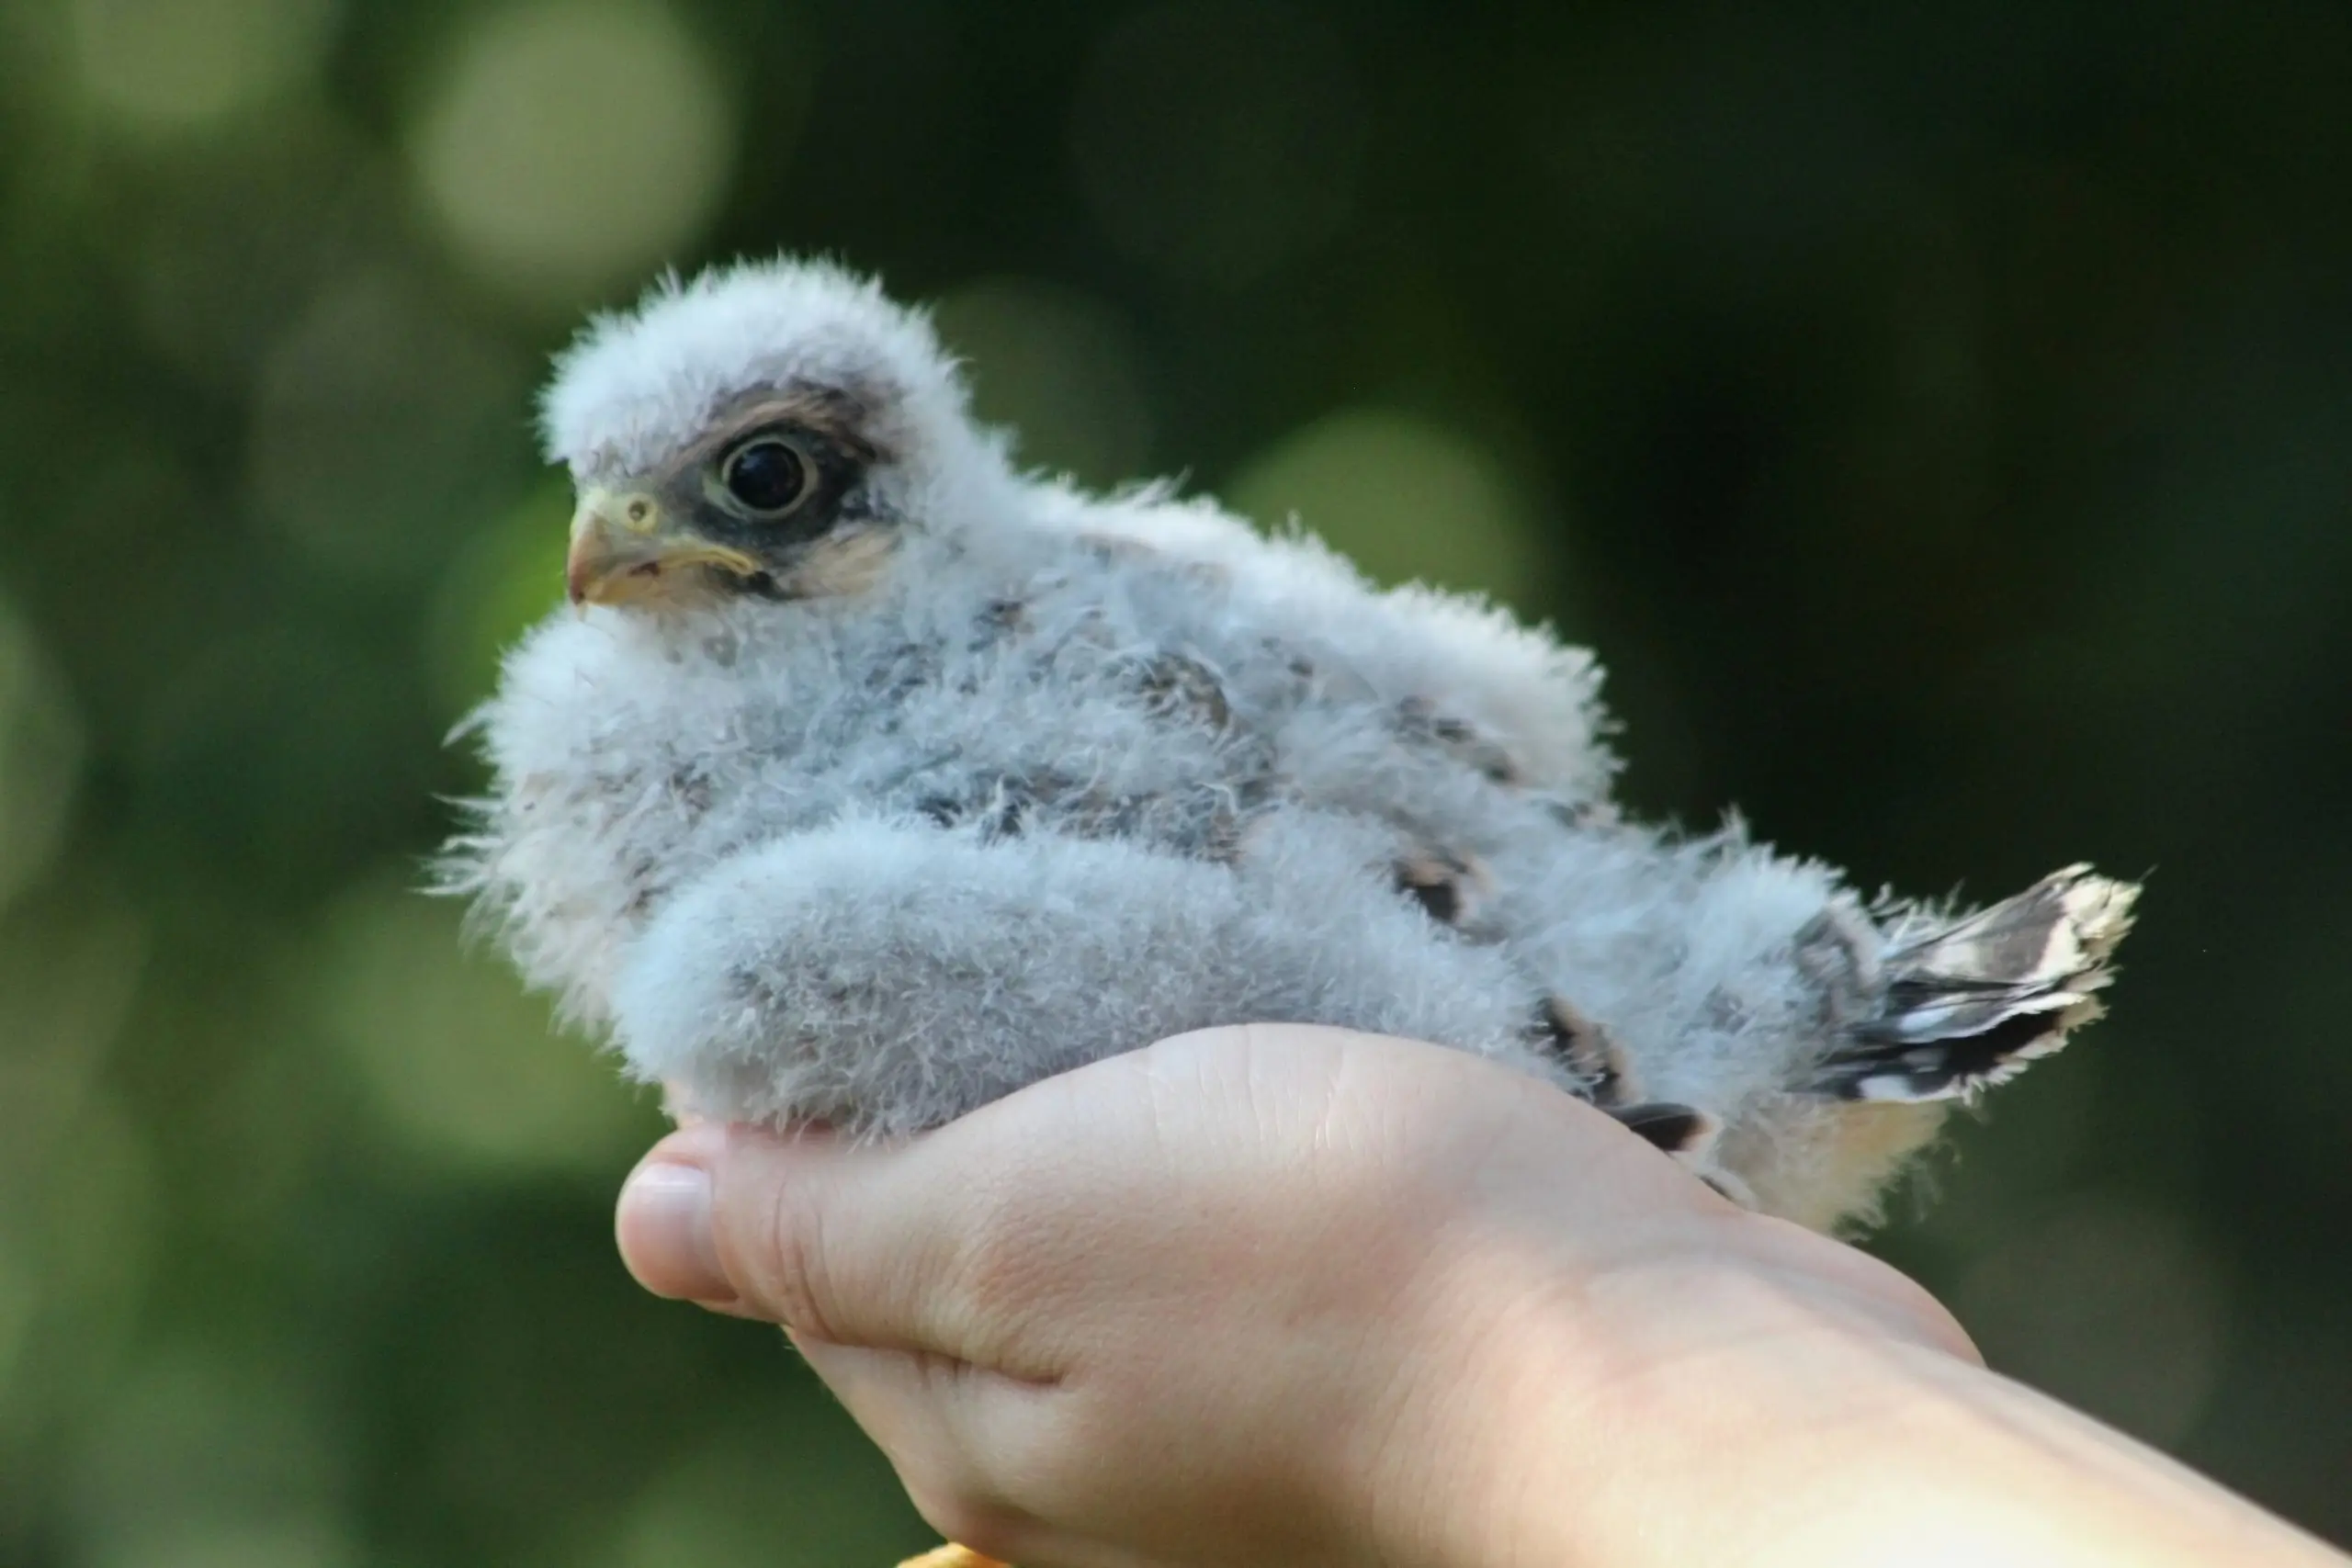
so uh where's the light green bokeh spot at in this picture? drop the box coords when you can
[309,874,650,1175]
[1227,408,1543,604]
[69,0,337,133]
[424,479,574,720]
[66,1349,352,1568]
[933,276,1154,488]
[407,0,746,305]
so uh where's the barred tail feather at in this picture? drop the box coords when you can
[1813,864,2141,1102]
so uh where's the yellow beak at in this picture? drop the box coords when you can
[566,490,760,607]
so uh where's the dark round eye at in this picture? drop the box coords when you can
[720,437,810,515]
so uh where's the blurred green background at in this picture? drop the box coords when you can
[4,0,2349,1561]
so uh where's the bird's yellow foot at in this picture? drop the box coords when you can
[896,1545,1006,1568]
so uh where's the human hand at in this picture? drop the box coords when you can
[613,1024,1990,1568]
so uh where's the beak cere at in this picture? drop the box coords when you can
[565,491,757,607]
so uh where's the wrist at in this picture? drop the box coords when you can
[1363,1213,1984,1568]
[1389,1221,2337,1568]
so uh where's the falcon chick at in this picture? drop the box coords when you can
[446,257,2137,1233]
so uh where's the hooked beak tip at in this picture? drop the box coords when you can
[565,543,606,608]
[566,506,650,608]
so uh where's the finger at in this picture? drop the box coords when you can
[616,1150,733,1303]
[617,1121,1007,1354]
[718,1123,986,1351]
[797,1337,1058,1563]
[793,1337,983,1477]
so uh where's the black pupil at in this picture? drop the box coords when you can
[727,441,808,512]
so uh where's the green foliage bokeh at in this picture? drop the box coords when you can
[3,1,2349,1562]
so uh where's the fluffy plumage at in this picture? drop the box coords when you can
[445,257,2137,1233]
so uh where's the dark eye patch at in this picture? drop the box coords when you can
[689,420,870,547]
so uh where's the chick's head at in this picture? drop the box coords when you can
[537,258,1001,611]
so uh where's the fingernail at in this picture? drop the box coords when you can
[618,1161,735,1303]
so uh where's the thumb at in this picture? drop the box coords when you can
[615,1122,973,1352]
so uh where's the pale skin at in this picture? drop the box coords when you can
[615,1026,2346,1568]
